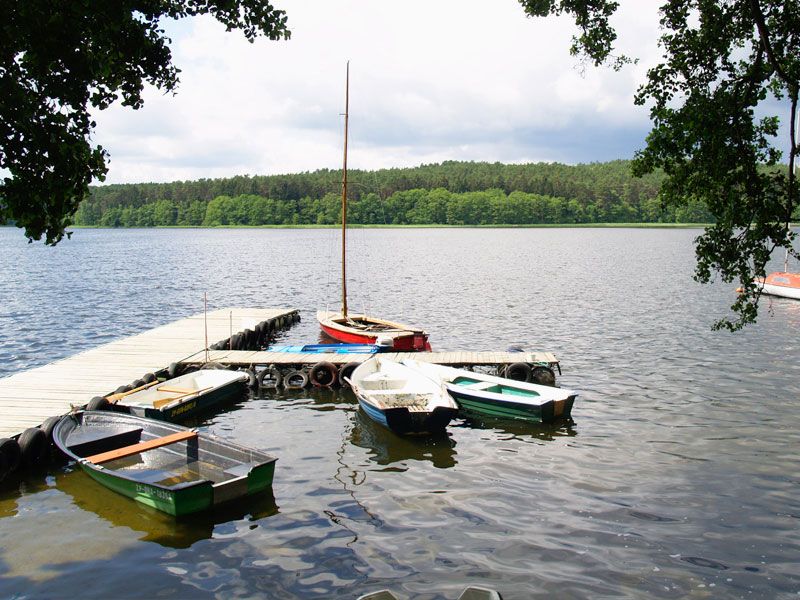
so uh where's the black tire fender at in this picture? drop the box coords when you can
[0,438,21,480]
[244,368,259,390]
[87,396,111,411]
[18,427,48,469]
[338,362,360,387]
[283,369,309,389]
[531,366,556,386]
[257,366,282,389]
[39,415,62,445]
[505,362,532,382]
[309,361,338,387]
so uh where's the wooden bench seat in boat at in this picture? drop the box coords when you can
[86,430,198,464]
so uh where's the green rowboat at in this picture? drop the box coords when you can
[403,359,578,423]
[53,411,277,516]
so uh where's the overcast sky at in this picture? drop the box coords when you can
[94,0,668,184]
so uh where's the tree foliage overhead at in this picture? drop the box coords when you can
[0,0,290,245]
[521,0,799,330]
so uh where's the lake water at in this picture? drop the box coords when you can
[0,227,798,599]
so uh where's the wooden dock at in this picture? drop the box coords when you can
[0,308,296,437]
[181,349,559,369]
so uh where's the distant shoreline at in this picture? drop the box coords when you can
[63,223,712,230]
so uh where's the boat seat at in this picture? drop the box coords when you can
[360,376,406,390]
[460,381,496,391]
[86,430,198,464]
[67,427,144,458]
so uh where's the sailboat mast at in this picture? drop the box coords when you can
[341,62,350,317]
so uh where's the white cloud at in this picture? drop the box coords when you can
[93,0,664,184]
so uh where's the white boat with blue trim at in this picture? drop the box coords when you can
[346,357,458,435]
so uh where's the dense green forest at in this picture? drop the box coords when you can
[76,160,718,227]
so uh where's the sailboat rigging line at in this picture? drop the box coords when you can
[341,61,350,318]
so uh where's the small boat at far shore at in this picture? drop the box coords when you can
[53,411,277,516]
[755,271,800,300]
[346,357,458,435]
[403,359,577,423]
[114,369,247,422]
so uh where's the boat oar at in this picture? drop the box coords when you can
[152,387,213,409]
[106,380,161,404]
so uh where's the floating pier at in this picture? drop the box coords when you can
[0,307,561,479]
[182,349,558,369]
[0,308,297,438]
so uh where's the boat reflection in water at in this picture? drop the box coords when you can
[451,413,578,443]
[349,409,457,469]
[55,468,279,549]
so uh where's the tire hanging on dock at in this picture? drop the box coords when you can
[39,415,62,448]
[0,438,21,481]
[257,366,282,390]
[531,366,556,386]
[283,369,309,389]
[338,362,360,387]
[87,396,111,411]
[309,361,338,387]
[244,368,259,390]
[18,427,48,469]
[230,333,244,351]
[505,362,532,382]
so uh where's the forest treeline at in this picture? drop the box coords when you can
[76,160,717,227]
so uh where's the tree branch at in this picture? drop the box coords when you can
[748,0,792,88]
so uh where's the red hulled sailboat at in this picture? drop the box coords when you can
[317,63,431,351]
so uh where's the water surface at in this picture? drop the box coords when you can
[0,227,798,599]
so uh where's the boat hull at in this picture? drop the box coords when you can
[402,359,577,424]
[356,395,457,435]
[80,463,214,516]
[318,311,431,351]
[756,272,800,300]
[53,411,277,516]
[447,386,575,423]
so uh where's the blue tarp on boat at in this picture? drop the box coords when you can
[267,344,381,354]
